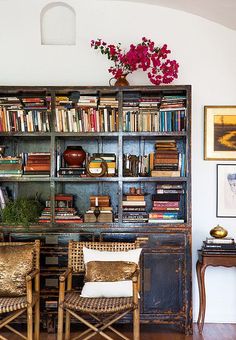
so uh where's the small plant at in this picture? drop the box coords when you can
[91,37,179,85]
[2,197,43,227]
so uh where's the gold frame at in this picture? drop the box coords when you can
[204,106,236,160]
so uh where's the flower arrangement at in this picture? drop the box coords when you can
[91,37,179,85]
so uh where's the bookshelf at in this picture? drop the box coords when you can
[0,85,192,334]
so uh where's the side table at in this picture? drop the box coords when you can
[196,249,236,333]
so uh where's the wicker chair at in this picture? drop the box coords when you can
[57,240,142,340]
[0,240,40,340]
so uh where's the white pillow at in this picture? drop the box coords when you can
[81,281,133,298]
[83,247,142,264]
[81,246,142,298]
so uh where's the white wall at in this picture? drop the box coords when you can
[0,0,236,323]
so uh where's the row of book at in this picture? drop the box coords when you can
[0,97,51,132]
[123,109,186,132]
[55,95,119,132]
[55,107,119,133]
[123,94,186,132]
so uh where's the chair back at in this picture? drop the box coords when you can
[0,240,40,270]
[68,240,141,273]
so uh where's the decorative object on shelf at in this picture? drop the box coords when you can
[217,164,236,217]
[93,197,101,222]
[204,106,236,160]
[86,158,108,177]
[84,195,113,223]
[210,224,228,238]
[63,146,86,167]
[109,75,129,87]
[2,196,43,227]
[91,37,179,85]
[0,145,6,158]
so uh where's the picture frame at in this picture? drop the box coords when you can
[217,164,236,217]
[204,106,236,160]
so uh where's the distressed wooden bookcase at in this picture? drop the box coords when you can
[0,85,192,334]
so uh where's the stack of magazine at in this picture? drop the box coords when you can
[202,237,236,252]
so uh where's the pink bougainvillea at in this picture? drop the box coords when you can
[91,37,179,85]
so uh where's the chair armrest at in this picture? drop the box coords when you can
[26,269,40,282]
[59,268,72,282]
[131,268,140,282]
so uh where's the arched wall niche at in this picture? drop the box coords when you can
[41,2,76,45]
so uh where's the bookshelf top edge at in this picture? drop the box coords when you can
[0,85,192,95]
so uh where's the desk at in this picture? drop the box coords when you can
[196,250,236,333]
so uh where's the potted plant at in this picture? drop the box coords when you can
[2,196,44,227]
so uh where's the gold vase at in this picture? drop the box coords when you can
[210,225,228,238]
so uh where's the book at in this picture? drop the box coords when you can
[205,237,234,244]
[151,170,180,177]
[122,201,146,206]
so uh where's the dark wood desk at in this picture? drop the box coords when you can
[196,250,236,333]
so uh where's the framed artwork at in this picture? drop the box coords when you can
[217,164,236,217]
[204,106,236,160]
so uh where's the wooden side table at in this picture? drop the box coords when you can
[196,250,236,333]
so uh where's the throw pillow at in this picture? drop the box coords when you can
[0,244,34,297]
[81,246,142,298]
[85,261,137,282]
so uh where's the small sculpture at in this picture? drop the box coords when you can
[210,225,228,238]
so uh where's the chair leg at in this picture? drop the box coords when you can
[34,298,40,340]
[27,305,33,340]
[57,305,64,340]
[65,311,71,340]
[133,302,140,340]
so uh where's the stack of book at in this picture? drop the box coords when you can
[122,193,148,223]
[87,153,116,176]
[84,195,113,223]
[151,140,184,177]
[0,157,22,177]
[202,237,236,252]
[57,167,86,177]
[39,194,83,224]
[148,184,184,223]
[23,152,50,176]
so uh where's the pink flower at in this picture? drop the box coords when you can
[91,38,179,83]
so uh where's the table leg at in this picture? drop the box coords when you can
[196,260,207,334]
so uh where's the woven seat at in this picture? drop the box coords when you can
[57,240,143,340]
[64,292,134,314]
[0,241,40,340]
[0,294,37,314]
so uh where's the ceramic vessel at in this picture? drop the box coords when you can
[63,146,86,167]
[109,75,130,87]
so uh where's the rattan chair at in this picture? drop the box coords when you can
[0,240,40,340]
[57,240,142,340]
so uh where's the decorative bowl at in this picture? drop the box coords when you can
[210,225,228,238]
